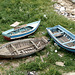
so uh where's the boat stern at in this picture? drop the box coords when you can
[3,36,11,40]
[2,28,14,40]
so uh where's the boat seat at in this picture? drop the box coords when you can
[63,40,75,45]
[17,45,31,50]
[30,40,39,50]
[53,32,64,37]
[10,44,21,55]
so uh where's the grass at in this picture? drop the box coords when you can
[0,0,75,75]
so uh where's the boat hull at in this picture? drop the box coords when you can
[0,37,48,58]
[2,20,40,40]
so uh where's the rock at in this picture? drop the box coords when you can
[70,28,73,30]
[60,7,65,12]
[63,12,68,17]
[58,53,64,57]
[44,15,47,19]
[30,72,34,75]
[71,15,75,18]
[53,0,75,21]
[69,14,75,18]
[46,52,49,56]
[56,62,65,66]
[54,43,58,46]
[63,72,75,75]
[54,4,61,10]
[40,56,44,62]
[60,2,65,5]
[28,72,34,75]
[28,71,37,75]
[71,9,75,15]
[42,32,45,35]
[71,0,75,3]
[66,8,71,13]
[58,0,62,3]
[55,50,58,53]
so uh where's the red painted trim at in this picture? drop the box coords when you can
[3,36,11,41]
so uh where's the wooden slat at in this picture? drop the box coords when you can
[53,32,63,36]
[30,40,39,49]
[11,44,20,55]
[42,37,48,43]
[63,40,75,45]
[37,42,40,46]
[21,50,25,53]
[17,45,31,50]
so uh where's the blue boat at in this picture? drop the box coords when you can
[46,25,75,52]
[2,20,41,40]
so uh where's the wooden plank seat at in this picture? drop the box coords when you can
[17,45,32,50]
[10,44,21,54]
[30,40,39,50]
[66,43,75,47]
[57,36,70,43]
[14,24,27,29]
[63,40,75,45]
[53,32,64,37]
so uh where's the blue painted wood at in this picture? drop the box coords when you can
[46,25,75,52]
[11,25,38,39]
[2,20,41,40]
[53,32,64,36]
[63,40,75,45]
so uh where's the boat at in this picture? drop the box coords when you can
[2,20,41,40]
[0,37,48,58]
[46,25,75,52]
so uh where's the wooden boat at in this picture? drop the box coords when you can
[0,37,48,58]
[46,25,75,52]
[2,20,41,40]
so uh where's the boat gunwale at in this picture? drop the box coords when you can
[10,27,34,36]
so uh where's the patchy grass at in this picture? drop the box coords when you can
[0,0,75,75]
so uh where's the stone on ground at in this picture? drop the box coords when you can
[55,62,65,66]
[63,72,75,75]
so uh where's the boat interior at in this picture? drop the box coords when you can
[50,28,75,48]
[5,38,46,55]
[7,26,33,36]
